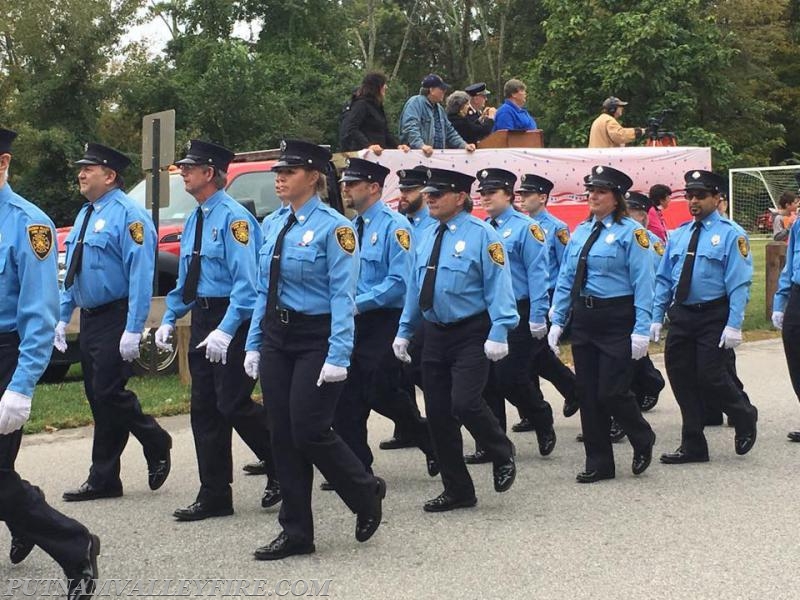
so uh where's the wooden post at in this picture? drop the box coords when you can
[765,241,787,319]
[176,325,192,385]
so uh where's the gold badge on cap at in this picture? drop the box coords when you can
[128,221,144,245]
[488,242,505,266]
[556,228,570,245]
[737,236,749,258]
[654,241,665,256]
[395,229,410,251]
[27,224,53,260]
[335,226,356,254]
[230,220,250,245]
[529,223,545,243]
[634,228,650,249]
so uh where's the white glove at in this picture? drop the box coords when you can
[529,321,548,340]
[119,330,142,362]
[718,326,743,349]
[154,324,174,352]
[649,322,662,343]
[772,311,784,330]
[197,329,233,364]
[244,351,260,380]
[548,304,556,322]
[54,321,68,353]
[392,337,412,363]
[631,333,650,360]
[484,340,509,362]
[316,362,348,386]
[548,324,563,355]
[0,391,31,435]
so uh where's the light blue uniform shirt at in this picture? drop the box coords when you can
[649,230,665,271]
[774,217,800,312]
[0,184,59,397]
[552,214,654,336]
[60,188,157,332]
[163,189,262,335]
[246,196,358,367]
[653,211,752,329]
[354,200,411,313]
[260,203,289,238]
[533,208,570,291]
[406,204,437,236]
[398,209,519,343]
[488,206,549,323]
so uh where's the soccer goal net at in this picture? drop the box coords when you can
[729,165,800,236]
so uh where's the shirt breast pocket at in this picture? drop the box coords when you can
[84,234,109,270]
[284,246,319,282]
[360,245,383,280]
[695,244,725,281]
[590,242,619,275]
[438,258,473,294]
[0,247,8,274]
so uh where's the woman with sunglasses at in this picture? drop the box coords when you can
[548,165,657,483]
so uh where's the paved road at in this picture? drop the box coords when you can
[2,339,798,599]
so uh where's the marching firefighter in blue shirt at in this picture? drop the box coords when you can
[466,168,556,462]
[154,140,279,521]
[58,143,172,502]
[652,170,758,464]
[333,158,437,479]
[244,140,385,560]
[549,165,656,483]
[394,167,519,512]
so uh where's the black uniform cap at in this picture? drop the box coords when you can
[584,165,633,195]
[175,140,235,172]
[75,142,131,173]
[517,173,554,194]
[339,158,390,186]
[624,191,652,211]
[476,168,517,193]
[396,166,428,189]
[0,128,17,154]
[421,168,475,194]
[465,83,490,96]
[272,139,332,172]
[684,169,726,193]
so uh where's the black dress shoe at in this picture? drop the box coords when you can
[639,394,659,412]
[659,447,709,464]
[735,429,757,455]
[254,531,315,561]
[261,480,282,508]
[609,419,626,443]
[464,448,491,464]
[147,433,172,491]
[425,455,440,477]
[63,482,122,502]
[319,480,334,491]
[423,492,477,513]
[788,431,800,442]
[576,470,615,483]
[493,447,516,492]
[242,460,268,475]
[632,433,656,475]
[511,418,535,432]
[173,501,233,521]
[536,428,557,456]
[379,436,415,450]
[355,477,386,542]
[65,534,100,600]
[575,431,584,442]
[563,395,580,418]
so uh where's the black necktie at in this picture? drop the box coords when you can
[356,216,365,247]
[570,220,605,300]
[419,223,448,311]
[64,204,95,289]
[266,213,298,315]
[674,221,702,304]
[182,207,204,304]
[490,218,499,229]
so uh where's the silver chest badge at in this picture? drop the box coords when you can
[94,219,105,232]
[211,228,218,241]
[502,229,512,238]
[605,233,615,244]
[302,230,314,245]
[454,240,466,254]
[370,232,378,245]
[711,234,720,246]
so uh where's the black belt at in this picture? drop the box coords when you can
[194,297,229,310]
[81,298,127,317]
[574,295,633,309]
[679,296,728,311]
[271,307,331,325]
[430,311,488,330]
[791,283,800,293]
[0,332,20,344]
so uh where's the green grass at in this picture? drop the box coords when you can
[743,237,771,332]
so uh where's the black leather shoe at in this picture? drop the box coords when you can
[423,492,477,513]
[563,395,580,418]
[63,482,122,502]
[254,531,315,561]
[511,418,535,432]
[147,435,172,491]
[788,431,800,442]
[65,533,100,600]
[261,480,282,508]
[426,454,440,477]
[379,436,415,450]
[609,419,626,443]
[575,431,584,442]
[639,394,659,412]
[242,460,268,475]
[493,446,516,492]
[632,433,656,475]
[660,447,709,464]
[576,470,615,483]
[536,428,557,456]
[464,448,491,464]
[319,480,334,491]
[735,429,757,455]
[355,477,386,542]
[173,501,233,521]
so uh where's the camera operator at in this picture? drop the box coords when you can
[588,97,645,148]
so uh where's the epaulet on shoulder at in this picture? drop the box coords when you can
[8,193,48,223]
[718,217,736,227]
[677,219,693,229]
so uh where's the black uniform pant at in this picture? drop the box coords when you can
[335,309,432,469]
[79,299,171,489]
[0,332,91,572]
[188,300,274,505]
[260,312,377,544]
[782,284,800,402]
[484,300,553,434]
[570,298,654,475]
[631,354,665,401]
[422,313,513,499]
[664,301,758,458]
[394,324,426,440]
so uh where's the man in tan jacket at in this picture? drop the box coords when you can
[588,97,644,148]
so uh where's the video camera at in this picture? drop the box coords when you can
[645,108,675,141]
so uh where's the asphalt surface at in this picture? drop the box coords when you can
[2,338,798,599]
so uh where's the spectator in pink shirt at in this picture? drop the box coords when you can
[647,184,671,241]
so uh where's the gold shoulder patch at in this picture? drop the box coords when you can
[27,224,53,260]
[336,226,356,254]
[529,223,545,243]
[737,235,749,258]
[128,221,144,245]
[230,219,250,245]
[395,228,411,251]
[556,228,570,245]
[488,242,505,266]
[634,228,650,249]
[653,241,665,256]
